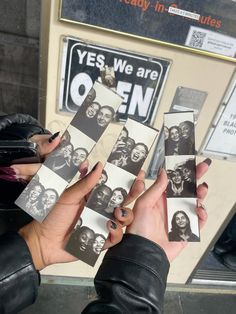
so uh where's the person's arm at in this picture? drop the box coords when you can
[83,234,169,314]
[0,233,39,314]
[0,162,143,314]
[82,161,209,313]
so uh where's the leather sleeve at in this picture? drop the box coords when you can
[0,233,39,314]
[83,234,170,314]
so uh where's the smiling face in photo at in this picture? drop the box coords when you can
[97,107,113,127]
[78,228,94,252]
[85,102,100,118]
[41,189,57,210]
[92,234,106,254]
[169,127,180,142]
[29,184,43,202]
[175,212,188,229]
[72,148,88,167]
[130,144,147,163]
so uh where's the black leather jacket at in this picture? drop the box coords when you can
[0,233,169,314]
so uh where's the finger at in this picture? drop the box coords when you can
[124,170,145,205]
[196,205,208,229]
[114,207,134,227]
[11,163,42,177]
[196,158,212,180]
[103,220,123,250]
[136,169,168,208]
[197,182,208,203]
[58,162,103,205]
[79,160,89,179]
[30,133,61,157]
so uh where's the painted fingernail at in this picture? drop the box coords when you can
[91,162,99,172]
[0,167,16,175]
[120,208,127,217]
[79,167,88,179]
[48,131,60,143]
[110,221,117,230]
[203,158,212,166]
[0,174,17,182]
[202,182,208,188]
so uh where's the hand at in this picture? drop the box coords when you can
[18,162,134,270]
[126,161,209,262]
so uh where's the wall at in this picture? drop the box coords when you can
[0,0,40,117]
[40,0,236,284]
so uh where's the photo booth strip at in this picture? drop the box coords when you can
[164,111,199,242]
[15,81,123,222]
[66,118,159,266]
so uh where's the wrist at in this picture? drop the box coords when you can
[18,223,46,271]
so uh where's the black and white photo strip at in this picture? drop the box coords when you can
[15,165,67,223]
[167,198,200,242]
[66,118,159,266]
[71,81,119,142]
[66,208,109,267]
[15,81,123,222]
[164,111,199,242]
[107,118,158,176]
[165,155,196,198]
[164,111,195,156]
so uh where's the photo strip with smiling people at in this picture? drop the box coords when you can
[15,77,158,266]
[164,111,199,242]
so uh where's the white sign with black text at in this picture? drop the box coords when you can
[59,37,171,124]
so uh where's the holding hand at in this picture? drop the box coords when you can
[126,160,209,262]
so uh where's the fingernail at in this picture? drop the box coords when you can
[110,221,117,230]
[79,167,88,179]
[202,182,208,188]
[203,158,212,166]
[0,166,16,175]
[120,208,127,217]
[48,131,60,143]
[91,162,99,172]
[0,174,17,182]
[197,201,206,211]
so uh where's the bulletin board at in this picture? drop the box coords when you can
[39,0,236,284]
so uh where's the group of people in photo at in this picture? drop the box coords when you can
[44,130,88,181]
[166,158,196,197]
[19,175,59,220]
[87,179,128,219]
[165,120,195,155]
[108,126,148,176]
[66,218,106,266]
[71,87,115,141]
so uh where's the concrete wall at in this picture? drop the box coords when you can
[0,0,40,117]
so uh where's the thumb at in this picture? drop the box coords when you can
[59,162,103,205]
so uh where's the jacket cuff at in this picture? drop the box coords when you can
[104,233,170,287]
[0,233,40,314]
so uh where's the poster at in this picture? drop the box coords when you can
[58,37,171,124]
[60,0,236,60]
[200,77,236,160]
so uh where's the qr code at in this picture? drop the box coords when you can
[189,31,207,48]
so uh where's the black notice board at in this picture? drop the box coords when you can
[59,0,236,61]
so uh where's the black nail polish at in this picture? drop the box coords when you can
[91,162,99,172]
[203,158,212,166]
[121,208,127,217]
[48,131,60,143]
[202,182,208,188]
[110,221,117,230]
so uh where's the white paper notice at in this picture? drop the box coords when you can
[185,26,236,57]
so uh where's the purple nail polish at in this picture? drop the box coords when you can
[0,174,17,182]
[48,131,60,143]
[79,168,88,179]
[203,158,212,166]
[110,221,117,230]
[91,162,99,172]
[121,208,127,217]
[0,167,16,175]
